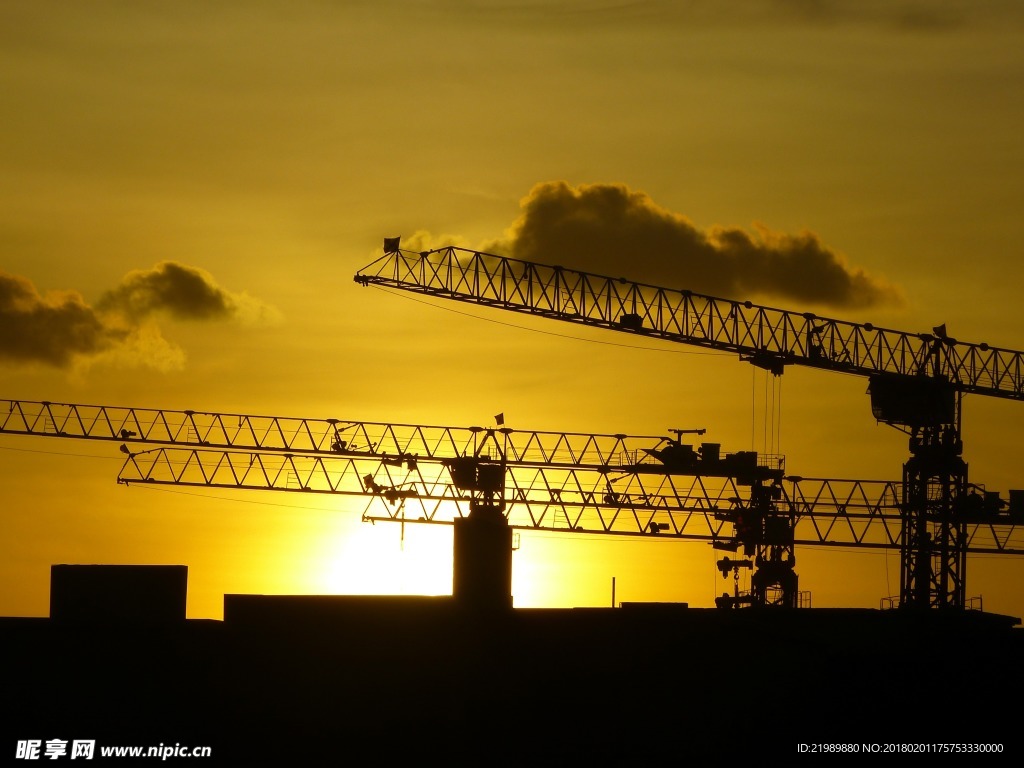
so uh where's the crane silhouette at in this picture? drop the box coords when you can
[355,240,1024,610]
[10,397,1022,608]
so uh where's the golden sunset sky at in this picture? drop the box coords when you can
[2,0,1024,619]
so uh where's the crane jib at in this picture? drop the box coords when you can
[355,245,1024,402]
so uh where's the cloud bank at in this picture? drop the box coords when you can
[0,262,278,371]
[472,181,902,309]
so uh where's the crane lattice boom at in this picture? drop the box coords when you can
[116,447,1024,554]
[355,245,1024,398]
[1,399,669,469]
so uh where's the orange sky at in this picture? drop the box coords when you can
[2,0,1024,619]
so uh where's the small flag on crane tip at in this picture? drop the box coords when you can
[495,413,505,426]
[383,236,401,254]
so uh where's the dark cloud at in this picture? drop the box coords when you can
[97,262,236,322]
[0,273,124,367]
[483,181,902,309]
[0,262,276,371]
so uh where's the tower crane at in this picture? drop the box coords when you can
[7,398,1022,609]
[354,240,1024,609]
[0,398,783,604]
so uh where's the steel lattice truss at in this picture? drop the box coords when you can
[0,399,668,468]
[9,397,1024,559]
[116,448,1024,554]
[355,247,1024,399]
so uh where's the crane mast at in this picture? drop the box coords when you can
[356,242,1024,609]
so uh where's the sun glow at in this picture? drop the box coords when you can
[319,520,456,597]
